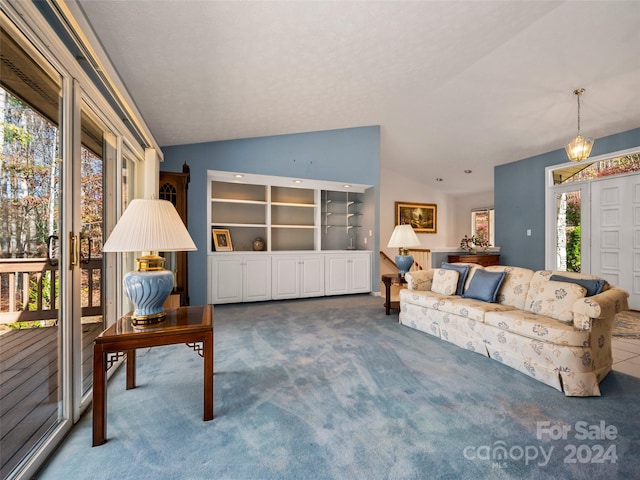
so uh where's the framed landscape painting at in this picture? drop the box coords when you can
[395,202,437,233]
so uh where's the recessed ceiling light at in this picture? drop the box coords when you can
[343,184,351,188]
[234,174,244,179]
[293,179,303,184]
[464,169,472,174]
[436,178,443,182]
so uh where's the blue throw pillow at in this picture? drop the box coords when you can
[549,274,606,297]
[441,262,470,295]
[462,269,506,303]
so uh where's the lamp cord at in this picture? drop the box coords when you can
[576,93,581,134]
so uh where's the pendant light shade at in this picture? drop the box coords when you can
[565,88,594,162]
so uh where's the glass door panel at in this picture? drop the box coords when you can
[0,28,64,478]
[554,189,582,272]
[79,107,112,396]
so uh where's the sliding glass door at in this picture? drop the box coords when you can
[0,20,118,479]
[0,23,69,478]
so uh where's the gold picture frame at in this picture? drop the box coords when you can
[212,228,233,251]
[395,202,437,233]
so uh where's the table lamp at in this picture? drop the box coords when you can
[102,199,197,325]
[387,224,421,276]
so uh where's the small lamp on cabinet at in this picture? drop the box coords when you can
[387,224,421,276]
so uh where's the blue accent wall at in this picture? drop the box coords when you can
[495,128,640,270]
[161,126,381,305]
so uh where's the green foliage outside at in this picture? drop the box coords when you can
[565,197,580,227]
[26,271,58,310]
[567,226,581,273]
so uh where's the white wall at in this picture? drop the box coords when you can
[451,190,494,242]
[380,166,494,264]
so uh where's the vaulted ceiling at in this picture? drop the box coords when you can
[76,0,640,194]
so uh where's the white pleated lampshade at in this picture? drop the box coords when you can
[387,224,421,249]
[103,199,197,253]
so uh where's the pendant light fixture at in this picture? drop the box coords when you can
[565,88,594,162]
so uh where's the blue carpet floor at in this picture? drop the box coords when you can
[38,295,640,479]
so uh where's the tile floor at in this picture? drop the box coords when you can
[612,337,640,378]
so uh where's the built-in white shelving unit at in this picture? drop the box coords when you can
[207,170,374,304]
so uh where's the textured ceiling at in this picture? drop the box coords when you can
[76,0,640,194]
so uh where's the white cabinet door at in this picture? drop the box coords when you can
[272,254,324,299]
[272,255,301,300]
[325,252,371,295]
[325,254,351,295]
[208,255,243,304]
[209,254,271,304]
[300,255,324,297]
[350,253,372,293]
[243,256,272,302]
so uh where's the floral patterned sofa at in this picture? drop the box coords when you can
[399,264,629,396]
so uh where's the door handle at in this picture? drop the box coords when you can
[70,233,79,269]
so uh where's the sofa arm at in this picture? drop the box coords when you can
[404,270,435,291]
[572,287,630,330]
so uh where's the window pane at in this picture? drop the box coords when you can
[555,191,581,272]
[0,28,64,478]
[553,153,640,185]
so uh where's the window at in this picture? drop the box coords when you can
[471,208,494,247]
[553,152,640,185]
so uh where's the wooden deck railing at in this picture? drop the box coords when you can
[0,258,103,325]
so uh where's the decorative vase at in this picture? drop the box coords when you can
[469,248,477,255]
[395,254,414,276]
[253,238,265,251]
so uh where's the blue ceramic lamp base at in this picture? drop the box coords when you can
[123,268,174,325]
[395,254,414,276]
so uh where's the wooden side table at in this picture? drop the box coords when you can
[447,254,500,267]
[92,305,214,446]
[381,274,407,315]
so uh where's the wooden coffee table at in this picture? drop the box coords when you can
[92,304,213,446]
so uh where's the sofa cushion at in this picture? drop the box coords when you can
[399,288,454,309]
[525,280,587,324]
[549,274,606,297]
[485,310,591,347]
[441,262,470,295]
[436,297,516,322]
[462,269,506,303]
[431,268,459,295]
[463,263,485,291]
[404,270,434,291]
[485,265,535,310]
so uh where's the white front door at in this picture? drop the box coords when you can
[591,174,640,310]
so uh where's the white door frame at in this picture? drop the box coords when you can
[545,146,640,274]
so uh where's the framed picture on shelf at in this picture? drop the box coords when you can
[212,228,233,251]
[395,202,437,233]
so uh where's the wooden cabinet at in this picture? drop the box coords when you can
[447,254,500,267]
[271,254,324,300]
[159,170,190,305]
[325,252,372,296]
[208,254,271,304]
